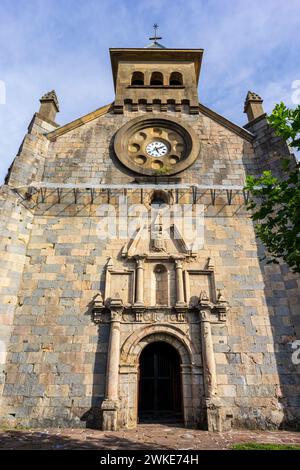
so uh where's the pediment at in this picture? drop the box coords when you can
[122,223,197,259]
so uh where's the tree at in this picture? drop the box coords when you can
[245,103,300,273]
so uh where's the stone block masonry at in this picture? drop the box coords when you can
[0,45,299,431]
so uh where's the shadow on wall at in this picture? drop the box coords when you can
[256,243,300,430]
[80,286,109,429]
[241,139,300,430]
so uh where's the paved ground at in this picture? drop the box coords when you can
[0,425,300,450]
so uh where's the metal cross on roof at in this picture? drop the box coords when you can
[149,23,162,43]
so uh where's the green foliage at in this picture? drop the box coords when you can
[154,165,170,176]
[232,442,300,450]
[267,102,300,151]
[245,103,300,273]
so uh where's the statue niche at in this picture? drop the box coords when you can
[154,264,168,306]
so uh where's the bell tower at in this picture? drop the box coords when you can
[110,28,203,115]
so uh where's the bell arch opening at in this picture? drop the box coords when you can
[131,71,144,86]
[169,71,183,86]
[150,71,163,86]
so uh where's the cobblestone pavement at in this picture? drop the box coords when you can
[0,425,300,450]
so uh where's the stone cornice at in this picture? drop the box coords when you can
[243,112,267,129]
[199,103,254,142]
[110,48,204,89]
[46,103,113,141]
[34,112,60,128]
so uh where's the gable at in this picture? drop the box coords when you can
[47,103,113,141]
[199,103,254,143]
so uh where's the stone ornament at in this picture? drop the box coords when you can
[197,289,229,323]
[39,90,60,111]
[113,114,200,176]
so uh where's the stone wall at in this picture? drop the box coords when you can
[0,107,299,430]
[244,115,300,428]
[0,188,33,410]
[43,108,254,187]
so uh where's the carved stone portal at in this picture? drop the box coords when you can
[92,247,229,431]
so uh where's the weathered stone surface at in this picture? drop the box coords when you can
[0,44,299,433]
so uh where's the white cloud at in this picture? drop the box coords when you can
[0,0,299,182]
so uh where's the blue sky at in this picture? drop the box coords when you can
[0,0,299,183]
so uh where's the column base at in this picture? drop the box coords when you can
[101,399,119,431]
[205,398,223,432]
[175,302,187,308]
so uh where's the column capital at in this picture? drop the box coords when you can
[106,293,124,321]
[110,310,123,322]
[199,309,212,322]
[175,259,183,269]
[135,256,145,267]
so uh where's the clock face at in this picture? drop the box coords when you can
[146,141,169,157]
[114,116,200,176]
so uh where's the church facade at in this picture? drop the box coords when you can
[0,40,299,432]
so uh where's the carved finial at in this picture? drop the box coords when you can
[215,289,229,322]
[107,257,114,270]
[244,91,262,108]
[40,90,59,111]
[207,257,214,270]
[199,290,209,302]
[94,292,104,308]
[244,91,264,122]
[108,292,123,308]
[39,90,59,122]
[92,292,106,323]
[217,289,226,303]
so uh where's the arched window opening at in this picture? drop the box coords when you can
[150,72,163,86]
[151,190,169,207]
[131,71,144,86]
[169,72,183,86]
[154,264,168,305]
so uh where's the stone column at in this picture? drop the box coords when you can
[135,257,144,305]
[200,310,218,398]
[200,309,222,431]
[175,259,185,306]
[101,298,123,431]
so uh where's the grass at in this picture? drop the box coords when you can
[232,442,300,450]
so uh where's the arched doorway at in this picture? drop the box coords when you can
[138,341,183,423]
